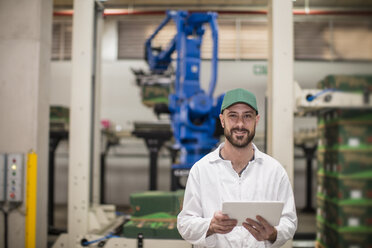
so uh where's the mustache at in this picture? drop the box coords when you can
[231,128,249,133]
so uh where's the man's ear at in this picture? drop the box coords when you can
[219,114,224,128]
[255,114,260,125]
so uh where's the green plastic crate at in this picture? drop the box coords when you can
[130,190,184,217]
[155,221,181,239]
[317,110,372,151]
[123,220,156,238]
[317,147,372,174]
[325,223,372,248]
[123,212,182,239]
[318,109,372,126]
[316,194,326,221]
[50,105,70,122]
[322,171,372,200]
[317,121,372,148]
[316,149,325,172]
[317,173,326,197]
[50,106,70,131]
[316,216,326,247]
[317,216,372,248]
[320,196,372,228]
[323,123,372,148]
[317,74,372,92]
[141,84,170,107]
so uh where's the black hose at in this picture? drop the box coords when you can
[2,210,8,248]
[1,204,21,248]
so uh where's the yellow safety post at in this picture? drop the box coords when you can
[26,151,37,248]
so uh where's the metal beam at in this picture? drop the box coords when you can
[68,0,95,246]
[267,0,294,182]
[92,2,104,206]
[294,82,372,113]
[267,2,294,247]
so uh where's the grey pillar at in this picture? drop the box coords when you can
[0,0,52,247]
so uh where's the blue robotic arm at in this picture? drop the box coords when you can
[144,10,224,172]
[144,13,175,73]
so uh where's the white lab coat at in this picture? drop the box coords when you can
[177,143,297,248]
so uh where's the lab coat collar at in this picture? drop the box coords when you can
[209,142,264,164]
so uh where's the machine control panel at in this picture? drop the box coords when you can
[0,154,5,202]
[6,153,24,202]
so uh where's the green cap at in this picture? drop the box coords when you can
[221,88,258,113]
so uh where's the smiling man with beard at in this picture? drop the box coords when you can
[177,88,297,248]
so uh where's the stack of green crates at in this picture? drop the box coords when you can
[141,84,170,107]
[50,105,69,131]
[123,190,184,239]
[123,212,181,239]
[316,75,372,248]
[129,190,184,217]
[317,74,372,92]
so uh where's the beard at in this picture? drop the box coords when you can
[224,125,256,148]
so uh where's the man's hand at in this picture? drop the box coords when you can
[207,211,237,237]
[243,215,277,243]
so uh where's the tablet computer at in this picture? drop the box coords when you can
[222,201,284,226]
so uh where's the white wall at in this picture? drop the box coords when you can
[50,18,372,207]
[51,59,372,133]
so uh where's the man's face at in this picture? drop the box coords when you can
[219,103,260,148]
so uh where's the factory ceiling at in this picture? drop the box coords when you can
[53,0,372,10]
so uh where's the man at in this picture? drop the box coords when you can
[177,88,297,248]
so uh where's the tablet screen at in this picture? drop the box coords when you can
[222,201,284,226]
